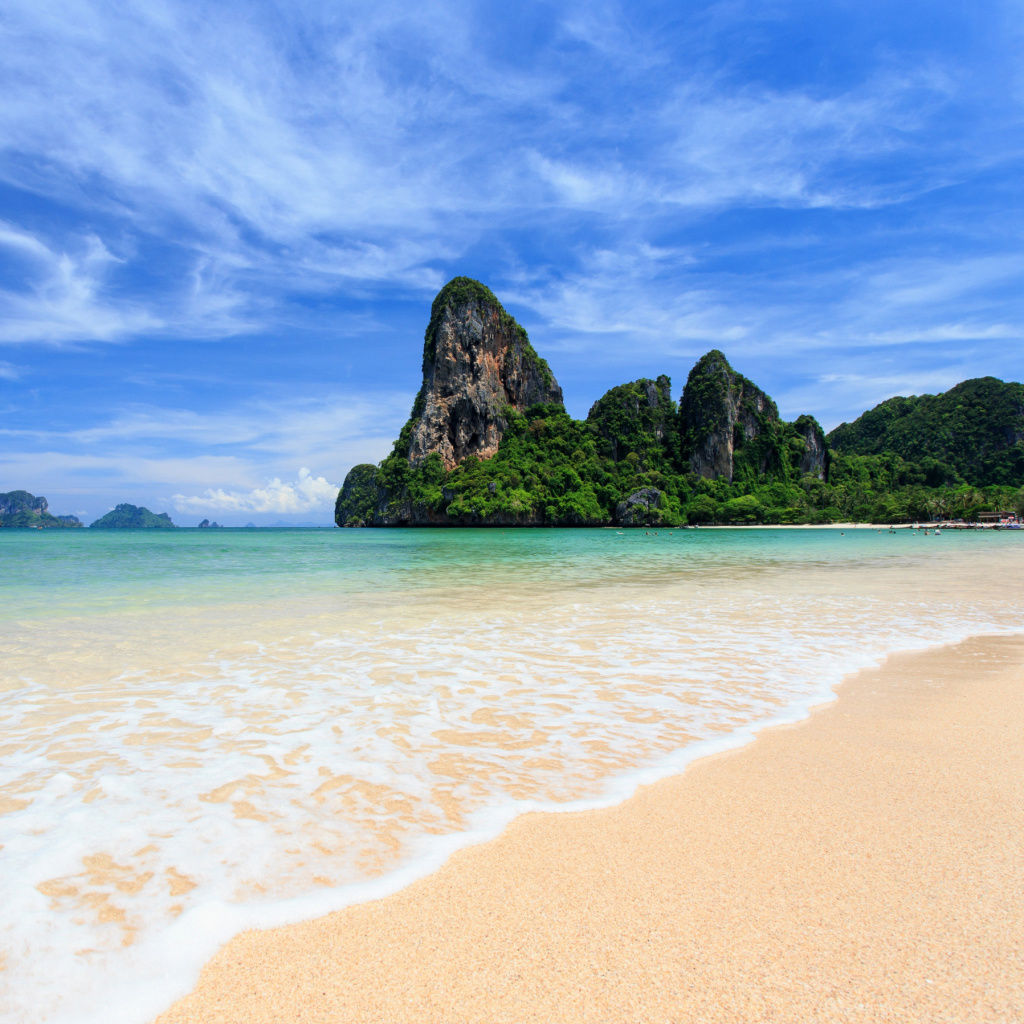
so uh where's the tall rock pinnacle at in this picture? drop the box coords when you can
[678,350,780,481]
[404,278,563,470]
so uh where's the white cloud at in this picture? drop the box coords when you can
[0,224,162,344]
[0,0,991,347]
[0,389,409,519]
[172,467,339,514]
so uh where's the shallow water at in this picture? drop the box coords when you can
[1,526,1020,1023]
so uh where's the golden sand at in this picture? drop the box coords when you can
[156,635,1024,1023]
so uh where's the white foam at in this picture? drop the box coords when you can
[0,542,1021,1023]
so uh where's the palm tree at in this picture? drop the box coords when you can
[927,495,948,522]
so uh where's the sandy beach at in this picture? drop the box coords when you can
[154,633,1024,1024]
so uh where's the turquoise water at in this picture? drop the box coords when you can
[1,526,1021,1024]
[2,524,1003,618]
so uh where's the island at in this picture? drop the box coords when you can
[337,277,1024,527]
[89,504,176,528]
[0,491,82,528]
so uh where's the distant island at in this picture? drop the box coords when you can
[90,504,176,528]
[336,277,1024,527]
[0,491,81,528]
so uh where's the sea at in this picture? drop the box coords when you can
[1,525,1021,1023]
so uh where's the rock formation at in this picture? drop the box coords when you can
[89,504,175,528]
[405,277,562,470]
[587,376,677,464]
[334,464,379,527]
[678,350,780,481]
[615,487,663,526]
[793,415,829,480]
[0,490,82,528]
[334,296,847,528]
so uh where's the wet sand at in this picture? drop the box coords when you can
[156,634,1024,1024]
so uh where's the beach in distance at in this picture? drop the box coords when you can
[1,526,1022,1024]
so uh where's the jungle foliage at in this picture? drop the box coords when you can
[828,377,1024,488]
[337,369,1024,527]
[89,504,176,528]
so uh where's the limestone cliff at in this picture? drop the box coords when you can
[793,415,830,480]
[336,278,565,527]
[678,351,780,481]
[678,351,832,484]
[404,278,562,470]
[0,490,82,528]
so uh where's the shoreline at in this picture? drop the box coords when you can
[155,633,1024,1023]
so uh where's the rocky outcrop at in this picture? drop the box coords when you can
[793,415,829,480]
[0,490,82,527]
[335,463,380,526]
[1,490,47,517]
[587,376,676,464]
[679,351,780,481]
[405,278,562,470]
[615,487,663,526]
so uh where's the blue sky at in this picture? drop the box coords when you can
[2,0,1023,524]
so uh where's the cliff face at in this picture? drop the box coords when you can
[406,278,562,470]
[678,350,780,481]
[336,278,566,528]
[793,415,829,480]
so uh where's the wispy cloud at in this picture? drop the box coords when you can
[0,225,162,344]
[0,0,1001,346]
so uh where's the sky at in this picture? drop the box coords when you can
[1,0,1023,525]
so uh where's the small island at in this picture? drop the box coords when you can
[90,504,176,528]
[0,491,81,528]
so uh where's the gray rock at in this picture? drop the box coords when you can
[406,279,563,471]
[615,487,663,526]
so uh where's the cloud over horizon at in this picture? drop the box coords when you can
[172,468,339,515]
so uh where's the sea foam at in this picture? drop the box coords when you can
[0,529,1020,1022]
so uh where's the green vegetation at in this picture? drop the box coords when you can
[335,464,379,527]
[341,374,1024,527]
[0,490,81,528]
[89,504,176,528]
[828,377,1024,487]
[587,375,678,468]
